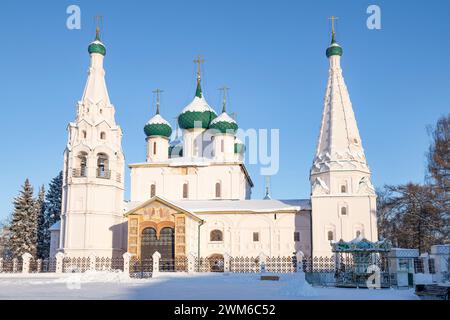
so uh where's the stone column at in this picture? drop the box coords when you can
[187,253,196,273]
[21,253,33,274]
[152,251,161,277]
[223,253,231,273]
[123,252,133,274]
[12,258,19,273]
[36,259,42,273]
[296,251,305,273]
[55,252,65,274]
[258,253,268,273]
[89,252,96,271]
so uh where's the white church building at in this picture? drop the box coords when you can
[52,26,378,260]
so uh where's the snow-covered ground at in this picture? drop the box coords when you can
[0,272,418,300]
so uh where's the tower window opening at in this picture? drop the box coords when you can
[183,183,189,199]
[294,232,300,242]
[153,142,157,155]
[82,130,87,139]
[150,184,156,198]
[100,132,106,140]
[221,140,224,153]
[210,230,223,242]
[341,185,347,193]
[341,207,347,216]
[76,152,88,177]
[215,182,221,198]
[96,153,110,179]
[356,230,362,238]
[327,230,334,241]
[253,232,260,242]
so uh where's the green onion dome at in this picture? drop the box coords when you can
[144,114,172,138]
[209,112,238,134]
[326,32,342,58]
[88,29,106,56]
[178,83,217,129]
[234,138,245,154]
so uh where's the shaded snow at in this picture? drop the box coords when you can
[0,272,418,300]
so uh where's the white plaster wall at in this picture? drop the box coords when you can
[195,211,311,258]
[130,164,251,201]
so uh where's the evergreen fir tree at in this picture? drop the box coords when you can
[46,171,63,227]
[35,185,47,258]
[39,171,63,258]
[7,179,38,257]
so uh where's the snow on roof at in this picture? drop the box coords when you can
[125,199,311,214]
[210,112,236,125]
[147,114,171,126]
[181,96,216,114]
[49,220,61,231]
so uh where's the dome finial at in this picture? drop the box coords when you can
[153,88,163,115]
[219,86,230,113]
[88,15,106,56]
[94,15,102,41]
[193,55,205,98]
[326,16,343,58]
[328,16,339,44]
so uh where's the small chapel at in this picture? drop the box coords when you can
[51,22,378,260]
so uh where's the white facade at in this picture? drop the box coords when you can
[53,29,379,260]
[59,34,126,257]
[310,36,378,256]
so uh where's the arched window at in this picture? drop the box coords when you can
[150,184,156,198]
[221,140,224,153]
[356,230,361,238]
[100,132,106,140]
[183,182,189,199]
[97,153,110,178]
[327,230,334,241]
[76,152,88,177]
[153,142,157,155]
[82,130,87,139]
[210,230,223,242]
[341,207,347,216]
[215,182,221,198]
[341,185,347,193]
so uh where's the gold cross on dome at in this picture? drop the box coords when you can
[152,88,164,113]
[328,16,339,34]
[193,55,205,78]
[94,15,103,34]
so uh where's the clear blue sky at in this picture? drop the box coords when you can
[0,0,449,221]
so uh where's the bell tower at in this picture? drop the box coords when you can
[60,25,125,257]
[310,20,378,256]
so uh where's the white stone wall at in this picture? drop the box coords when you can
[130,163,251,201]
[196,211,311,257]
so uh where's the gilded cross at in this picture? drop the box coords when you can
[218,86,230,113]
[152,88,164,114]
[328,16,339,34]
[193,55,205,79]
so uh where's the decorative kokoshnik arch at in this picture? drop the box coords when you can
[125,196,202,259]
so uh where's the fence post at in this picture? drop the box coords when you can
[36,259,42,273]
[0,258,3,273]
[21,253,32,274]
[258,253,268,273]
[152,251,161,277]
[187,253,196,273]
[89,252,96,271]
[12,258,18,273]
[296,252,305,273]
[55,252,65,273]
[123,252,133,274]
[223,253,231,273]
